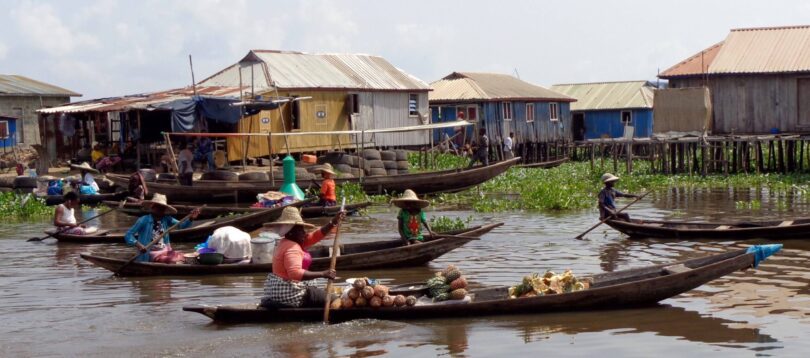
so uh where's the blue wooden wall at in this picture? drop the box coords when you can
[582,109,652,139]
[0,118,17,148]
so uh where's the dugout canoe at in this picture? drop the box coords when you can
[515,157,569,169]
[182,244,781,323]
[606,217,810,240]
[106,158,520,202]
[44,191,127,206]
[79,223,503,276]
[49,200,307,244]
[101,200,372,220]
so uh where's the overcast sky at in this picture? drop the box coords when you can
[1,0,808,99]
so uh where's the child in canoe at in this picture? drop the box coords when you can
[392,189,435,245]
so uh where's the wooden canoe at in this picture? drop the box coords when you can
[182,245,779,323]
[101,200,372,220]
[79,223,502,276]
[515,157,569,169]
[106,158,520,202]
[49,201,307,244]
[43,191,127,206]
[606,217,810,240]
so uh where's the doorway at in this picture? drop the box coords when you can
[799,78,810,128]
[572,113,585,141]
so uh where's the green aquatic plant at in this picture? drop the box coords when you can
[0,192,52,219]
[429,215,473,232]
[336,182,369,204]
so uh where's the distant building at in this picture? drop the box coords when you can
[550,81,655,141]
[429,72,575,161]
[0,75,80,145]
[0,115,17,149]
[659,25,810,135]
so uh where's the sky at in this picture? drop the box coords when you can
[1,0,808,100]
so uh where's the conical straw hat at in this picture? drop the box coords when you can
[70,162,100,174]
[263,206,315,229]
[319,163,336,176]
[601,173,620,183]
[391,189,430,209]
[141,193,178,214]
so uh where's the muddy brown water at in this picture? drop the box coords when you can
[1,188,809,357]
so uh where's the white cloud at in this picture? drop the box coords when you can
[12,1,98,56]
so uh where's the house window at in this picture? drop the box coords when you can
[315,104,327,125]
[621,110,632,125]
[526,103,535,123]
[0,120,8,138]
[549,103,559,121]
[502,102,513,120]
[409,94,419,117]
[290,96,301,130]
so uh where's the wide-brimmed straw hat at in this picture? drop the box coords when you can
[601,173,620,183]
[70,162,99,174]
[391,189,430,209]
[257,191,287,201]
[141,193,177,214]
[263,207,315,229]
[319,163,336,176]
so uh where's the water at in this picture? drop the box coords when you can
[1,188,809,357]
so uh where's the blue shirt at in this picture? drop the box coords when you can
[598,187,629,219]
[124,215,192,262]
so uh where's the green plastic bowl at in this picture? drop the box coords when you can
[198,252,224,265]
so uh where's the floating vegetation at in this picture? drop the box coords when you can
[735,200,762,210]
[429,215,473,232]
[0,192,52,220]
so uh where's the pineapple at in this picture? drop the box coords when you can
[450,288,467,300]
[450,277,467,290]
[444,270,462,283]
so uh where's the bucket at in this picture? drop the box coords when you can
[251,232,279,264]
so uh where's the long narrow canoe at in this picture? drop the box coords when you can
[49,200,308,244]
[607,217,810,240]
[101,200,372,220]
[106,158,520,202]
[183,245,780,323]
[79,223,503,276]
[515,157,569,169]
[43,192,127,206]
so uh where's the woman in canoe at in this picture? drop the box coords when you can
[259,206,345,309]
[392,189,435,245]
[598,173,640,221]
[53,192,97,235]
[70,162,100,195]
[126,171,148,203]
[124,193,200,262]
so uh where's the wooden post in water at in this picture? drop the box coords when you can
[590,143,595,172]
[777,139,785,173]
[626,140,632,174]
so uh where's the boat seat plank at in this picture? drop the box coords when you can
[778,221,794,227]
[715,225,732,230]
[663,264,691,275]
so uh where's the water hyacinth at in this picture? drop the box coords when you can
[0,192,52,220]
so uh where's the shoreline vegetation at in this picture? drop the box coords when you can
[0,192,52,220]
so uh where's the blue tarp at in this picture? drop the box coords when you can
[152,96,244,132]
[746,244,782,268]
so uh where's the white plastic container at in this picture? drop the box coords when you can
[251,232,279,264]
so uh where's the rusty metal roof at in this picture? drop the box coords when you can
[199,50,429,92]
[0,75,81,97]
[660,25,810,78]
[37,86,241,114]
[710,25,810,74]
[429,72,575,103]
[659,42,723,78]
[550,81,655,111]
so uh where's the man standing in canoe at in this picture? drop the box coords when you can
[259,207,345,309]
[598,173,640,222]
[124,193,200,262]
[468,128,490,168]
[392,189,435,245]
[53,192,97,235]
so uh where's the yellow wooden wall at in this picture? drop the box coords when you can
[227,91,352,161]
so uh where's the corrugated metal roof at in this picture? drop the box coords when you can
[659,42,723,78]
[710,25,810,74]
[429,72,575,103]
[0,75,81,97]
[550,81,655,111]
[37,86,241,114]
[198,50,429,92]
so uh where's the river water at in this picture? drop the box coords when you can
[1,187,809,357]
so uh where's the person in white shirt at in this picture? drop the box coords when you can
[177,142,194,186]
[503,132,515,159]
[53,192,97,235]
[70,162,100,194]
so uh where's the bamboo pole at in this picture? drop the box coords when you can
[162,132,181,184]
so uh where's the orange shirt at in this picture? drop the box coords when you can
[320,179,336,201]
[272,229,325,281]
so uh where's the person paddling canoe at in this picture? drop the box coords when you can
[316,164,337,207]
[392,189,435,245]
[598,173,640,222]
[124,193,200,262]
[53,192,98,235]
[259,206,346,309]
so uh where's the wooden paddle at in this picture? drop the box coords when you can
[114,205,204,275]
[28,200,126,242]
[575,191,650,240]
[429,233,481,241]
[323,198,346,324]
